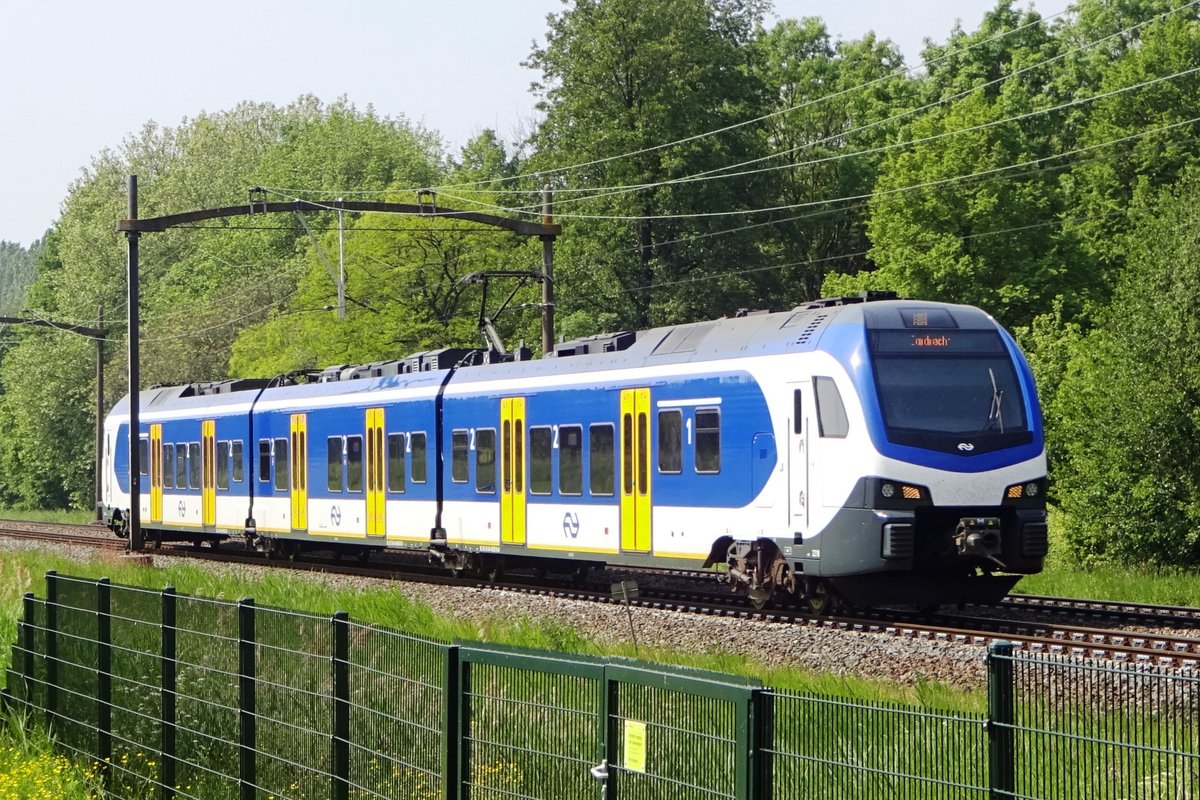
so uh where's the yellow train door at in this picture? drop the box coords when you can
[149,424,163,523]
[365,408,386,538]
[290,413,308,531]
[620,388,652,553]
[500,397,527,545]
[201,420,216,527]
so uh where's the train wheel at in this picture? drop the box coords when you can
[806,580,836,616]
[480,556,505,582]
[748,589,772,611]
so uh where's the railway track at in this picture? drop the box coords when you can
[2,520,1197,668]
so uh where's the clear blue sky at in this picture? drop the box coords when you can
[0,1,1043,248]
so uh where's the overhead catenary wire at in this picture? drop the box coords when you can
[256,1,1079,205]
[436,0,1199,209]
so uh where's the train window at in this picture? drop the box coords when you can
[529,426,552,495]
[622,415,634,495]
[793,390,802,434]
[658,410,683,474]
[231,441,244,483]
[451,430,469,483]
[814,377,849,438]
[188,442,201,489]
[217,441,230,490]
[176,444,189,488]
[411,432,428,483]
[327,437,344,492]
[695,409,721,473]
[274,438,289,491]
[559,425,583,495]
[387,433,406,493]
[138,439,149,475]
[258,440,271,483]
[162,445,175,489]
[476,428,496,494]
[638,413,649,495]
[346,436,363,492]
[589,424,615,496]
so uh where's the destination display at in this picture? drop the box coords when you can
[870,329,1007,355]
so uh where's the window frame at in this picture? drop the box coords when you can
[558,424,583,496]
[273,438,289,492]
[450,429,469,484]
[657,409,683,474]
[475,428,497,494]
[346,435,363,492]
[327,436,344,493]
[528,426,553,496]
[410,432,428,484]
[387,432,406,493]
[694,407,721,474]
[588,423,615,497]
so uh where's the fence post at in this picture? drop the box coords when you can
[22,592,36,703]
[331,611,350,800]
[442,644,460,800]
[987,640,1016,799]
[452,649,469,800]
[97,577,112,783]
[45,571,58,733]
[756,689,774,800]
[735,687,761,800]
[239,598,256,800]
[160,587,177,800]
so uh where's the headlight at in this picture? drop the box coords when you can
[1004,478,1047,503]
[871,478,929,508]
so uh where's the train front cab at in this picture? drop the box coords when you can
[791,304,1049,609]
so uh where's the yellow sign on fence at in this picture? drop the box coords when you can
[623,720,647,773]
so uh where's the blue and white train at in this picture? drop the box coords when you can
[102,294,1048,611]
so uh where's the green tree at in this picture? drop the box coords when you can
[828,1,1078,329]
[751,19,913,301]
[1053,172,1200,566]
[525,0,773,331]
[0,240,39,316]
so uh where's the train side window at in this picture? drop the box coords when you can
[411,432,428,483]
[657,410,682,474]
[451,430,469,483]
[814,376,849,438]
[162,445,175,489]
[216,441,230,490]
[273,438,289,491]
[695,408,721,474]
[138,438,149,475]
[176,444,189,488]
[793,390,802,434]
[258,440,271,483]
[589,424,615,496]
[476,428,496,494]
[529,426,552,495]
[231,441,244,482]
[387,433,406,493]
[559,425,583,495]
[327,437,344,492]
[188,442,201,489]
[346,436,363,492]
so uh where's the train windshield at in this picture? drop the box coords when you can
[869,329,1031,454]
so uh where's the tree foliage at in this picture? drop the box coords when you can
[4,0,1200,573]
[1053,172,1200,565]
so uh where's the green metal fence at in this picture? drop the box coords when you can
[3,572,1198,800]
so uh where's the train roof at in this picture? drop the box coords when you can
[109,295,1002,417]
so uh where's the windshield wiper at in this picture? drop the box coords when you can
[985,367,1004,433]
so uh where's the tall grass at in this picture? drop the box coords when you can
[1012,509,1200,606]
